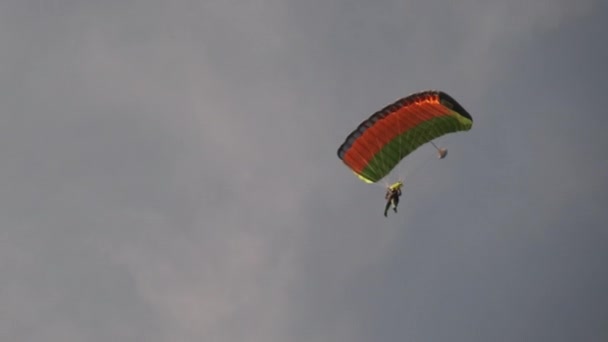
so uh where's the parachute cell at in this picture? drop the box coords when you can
[337,90,473,183]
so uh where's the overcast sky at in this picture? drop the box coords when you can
[1,0,607,341]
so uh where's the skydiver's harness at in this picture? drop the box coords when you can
[385,188,401,205]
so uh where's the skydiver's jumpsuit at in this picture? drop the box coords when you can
[384,188,401,216]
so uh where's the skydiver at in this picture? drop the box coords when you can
[384,183,402,217]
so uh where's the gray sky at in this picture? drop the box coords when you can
[1,0,607,341]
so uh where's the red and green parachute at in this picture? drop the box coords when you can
[337,90,473,184]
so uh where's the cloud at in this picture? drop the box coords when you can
[0,0,605,341]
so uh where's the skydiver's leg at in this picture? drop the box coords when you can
[392,196,399,212]
[384,200,391,216]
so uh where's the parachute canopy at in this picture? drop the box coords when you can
[337,90,473,183]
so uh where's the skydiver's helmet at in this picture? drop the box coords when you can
[389,181,403,191]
